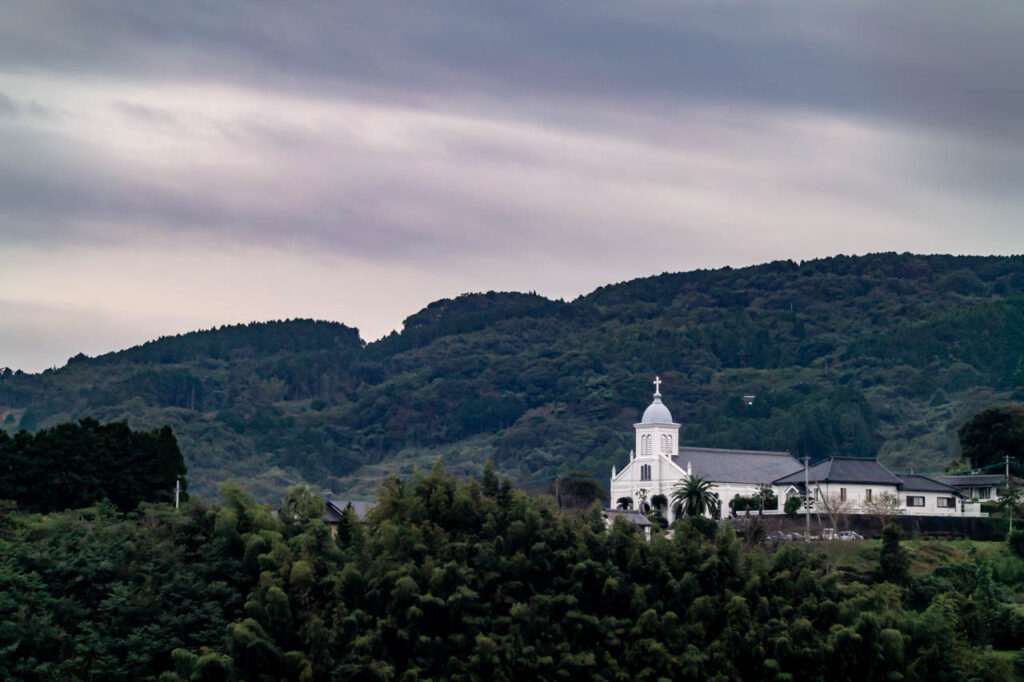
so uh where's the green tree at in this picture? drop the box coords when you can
[784,496,802,518]
[957,404,1024,470]
[671,476,719,518]
[878,525,909,584]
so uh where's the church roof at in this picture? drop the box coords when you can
[774,457,902,486]
[638,375,677,425]
[674,446,801,484]
[640,395,674,424]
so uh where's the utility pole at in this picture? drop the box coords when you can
[1007,456,1012,534]
[175,478,181,510]
[555,476,562,511]
[803,455,810,542]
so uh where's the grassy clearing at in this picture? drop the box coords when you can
[808,536,1024,589]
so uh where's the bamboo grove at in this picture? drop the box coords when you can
[3,462,1024,681]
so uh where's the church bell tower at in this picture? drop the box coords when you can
[635,376,680,459]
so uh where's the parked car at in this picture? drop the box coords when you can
[838,530,864,541]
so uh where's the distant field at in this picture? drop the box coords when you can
[806,536,1024,584]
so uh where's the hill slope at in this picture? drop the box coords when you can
[2,253,1022,501]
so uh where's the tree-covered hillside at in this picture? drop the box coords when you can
[2,253,1022,501]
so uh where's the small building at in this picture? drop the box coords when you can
[895,475,964,516]
[933,474,1011,501]
[774,456,904,514]
[602,508,652,540]
[323,499,372,537]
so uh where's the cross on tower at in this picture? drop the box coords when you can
[653,375,662,396]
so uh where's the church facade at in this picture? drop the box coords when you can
[609,378,984,521]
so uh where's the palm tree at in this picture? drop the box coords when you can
[615,497,633,510]
[671,476,719,518]
[650,493,668,511]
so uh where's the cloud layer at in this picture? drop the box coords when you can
[1,1,1022,371]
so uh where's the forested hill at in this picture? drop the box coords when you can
[2,253,1023,501]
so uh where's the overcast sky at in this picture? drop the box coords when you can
[1,1,1022,372]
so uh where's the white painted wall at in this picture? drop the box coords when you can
[634,423,678,458]
[609,449,686,514]
[899,490,963,516]
[811,482,900,514]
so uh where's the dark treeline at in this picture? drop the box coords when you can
[2,253,1023,499]
[1,464,1022,681]
[0,418,186,512]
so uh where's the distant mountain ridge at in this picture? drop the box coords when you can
[2,252,1022,502]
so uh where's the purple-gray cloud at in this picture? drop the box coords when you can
[0,1,1022,372]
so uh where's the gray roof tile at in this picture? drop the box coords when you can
[897,474,962,494]
[934,475,1008,488]
[774,457,902,486]
[603,508,652,526]
[673,446,802,484]
[324,499,372,522]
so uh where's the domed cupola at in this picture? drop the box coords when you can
[642,383,674,425]
[634,376,680,458]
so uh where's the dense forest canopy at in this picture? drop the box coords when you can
[2,466,1023,681]
[958,404,1024,471]
[1,253,1023,500]
[0,418,186,512]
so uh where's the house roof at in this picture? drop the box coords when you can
[897,474,962,495]
[673,446,802,484]
[934,474,1008,488]
[324,499,373,522]
[603,508,652,527]
[774,457,902,486]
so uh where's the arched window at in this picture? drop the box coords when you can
[641,434,651,455]
[665,435,672,454]
[660,434,668,454]
[639,464,651,481]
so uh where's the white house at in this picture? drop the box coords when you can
[896,475,973,517]
[774,457,904,514]
[934,474,1014,501]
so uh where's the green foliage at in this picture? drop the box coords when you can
[4,464,1024,680]
[784,496,803,517]
[958,403,1024,470]
[1007,529,1024,558]
[672,476,720,518]
[0,418,186,512]
[879,525,910,585]
[730,486,778,514]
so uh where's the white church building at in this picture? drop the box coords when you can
[609,377,984,521]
